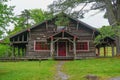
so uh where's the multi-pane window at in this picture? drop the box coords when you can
[76,42,88,50]
[69,42,89,51]
[35,42,50,51]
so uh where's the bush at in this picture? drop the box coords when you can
[0,44,11,57]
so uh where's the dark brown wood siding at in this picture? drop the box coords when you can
[10,14,97,59]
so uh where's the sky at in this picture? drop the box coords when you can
[7,0,109,28]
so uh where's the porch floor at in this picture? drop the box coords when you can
[54,56,74,60]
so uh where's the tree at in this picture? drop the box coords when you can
[13,9,31,29]
[0,0,14,39]
[9,9,53,35]
[55,12,70,26]
[29,9,46,24]
[49,0,120,55]
[94,26,115,45]
[29,9,54,24]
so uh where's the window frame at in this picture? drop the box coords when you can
[69,40,89,52]
[76,41,89,51]
[34,40,50,51]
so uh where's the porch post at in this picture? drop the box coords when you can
[22,47,24,56]
[12,45,15,57]
[96,47,100,56]
[111,44,114,57]
[73,36,76,59]
[24,46,27,56]
[98,47,100,56]
[50,36,54,57]
[104,46,106,57]
[18,46,20,57]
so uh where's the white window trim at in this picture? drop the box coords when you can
[34,40,50,52]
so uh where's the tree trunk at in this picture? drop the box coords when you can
[116,37,120,55]
[104,0,116,25]
[116,0,120,55]
[117,0,120,24]
[104,0,120,55]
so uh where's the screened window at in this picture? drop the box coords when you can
[35,42,50,50]
[76,42,88,50]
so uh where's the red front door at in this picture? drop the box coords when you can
[58,42,66,56]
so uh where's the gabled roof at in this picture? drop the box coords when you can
[47,30,77,39]
[10,18,52,39]
[10,13,99,39]
[64,14,99,32]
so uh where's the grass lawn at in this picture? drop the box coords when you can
[1,58,120,80]
[62,58,120,80]
[0,60,56,80]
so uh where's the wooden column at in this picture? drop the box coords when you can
[73,36,76,59]
[18,47,20,57]
[50,36,54,57]
[104,46,106,57]
[98,48,100,56]
[24,47,27,56]
[27,33,29,41]
[12,45,15,57]
[22,48,24,56]
[96,48,100,56]
[22,35,24,41]
[111,44,114,57]
[17,36,19,41]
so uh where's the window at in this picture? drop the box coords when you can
[76,42,88,51]
[57,26,65,31]
[69,41,89,51]
[34,42,50,51]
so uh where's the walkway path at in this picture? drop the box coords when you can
[110,77,120,80]
[55,61,69,80]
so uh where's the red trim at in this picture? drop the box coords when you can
[58,42,66,56]
[76,42,88,50]
[74,35,77,40]
[27,28,30,32]
[34,42,50,51]
[62,29,65,32]
[50,36,53,40]
[69,41,89,51]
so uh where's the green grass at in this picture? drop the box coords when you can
[0,60,56,80]
[62,58,120,80]
[1,58,120,80]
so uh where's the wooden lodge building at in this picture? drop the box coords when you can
[9,13,115,59]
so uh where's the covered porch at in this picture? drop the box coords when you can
[47,30,78,59]
[96,37,116,57]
